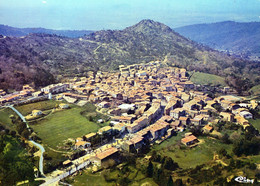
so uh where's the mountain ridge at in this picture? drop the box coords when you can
[175,21,260,60]
[0,19,259,93]
[0,24,93,38]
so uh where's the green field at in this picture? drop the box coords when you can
[15,100,61,116]
[249,118,260,131]
[152,135,233,169]
[190,71,227,87]
[249,84,260,95]
[72,171,114,186]
[32,104,103,149]
[0,108,16,130]
[70,166,158,186]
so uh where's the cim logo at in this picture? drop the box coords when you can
[234,176,254,184]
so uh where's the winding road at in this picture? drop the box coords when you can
[4,105,46,177]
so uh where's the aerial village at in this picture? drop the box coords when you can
[0,61,258,169]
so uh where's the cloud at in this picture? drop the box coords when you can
[42,1,47,4]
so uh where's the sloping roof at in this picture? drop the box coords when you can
[85,132,96,139]
[181,135,198,144]
[96,147,118,160]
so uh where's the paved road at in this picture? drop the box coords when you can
[40,160,90,186]
[4,105,46,177]
[6,105,27,123]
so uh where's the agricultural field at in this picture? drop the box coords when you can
[69,166,158,186]
[14,100,61,116]
[0,108,16,130]
[190,71,227,87]
[152,135,233,169]
[31,103,107,150]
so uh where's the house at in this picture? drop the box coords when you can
[122,136,144,153]
[59,103,69,109]
[98,126,113,135]
[113,123,126,135]
[41,83,68,94]
[127,116,149,133]
[75,141,91,149]
[112,115,136,124]
[179,116,190,125]
[164,100,179,115]
[32,110,42,116]
[239,111,253,119]
[200,109,209,115]
[202,125,213,133]
[76,137,84,142]
[148,121,170,141]
[84,132,97,141]
[181,135,199,146]
[191,115,204,125]
[98,101,110,108]
[0,89,6,97]
[32,91,43,97]
[235,115,250,129]
[63,160,72,167]
[220,112,234,122]
[170,108,186,119]
[170,120,181,130]
[90,147,119,166]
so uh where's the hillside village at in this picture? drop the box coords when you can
[0,61,258,171]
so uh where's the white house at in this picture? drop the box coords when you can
[239,111,253,119]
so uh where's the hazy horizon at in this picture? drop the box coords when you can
[0,0,259,30]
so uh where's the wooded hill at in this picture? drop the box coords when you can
[0,20,259,93]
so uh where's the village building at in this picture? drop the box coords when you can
[239,111,253,119]
[181,134,199,147]
[220,112,234,122]
[59,103,69,109]
[191,115,205,125]
[98,126,113,135]
[84,132,97,141]
[90,147,119,166]
[98,101,110,108]
[32,110,42,116]
[41,83,68,94]
[74,141,91,149]
[170,108,186,119]
[122,136,144,153]
[179,116,190,125]
[202,124,213,133]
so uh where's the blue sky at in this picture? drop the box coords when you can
[0,0,259,30]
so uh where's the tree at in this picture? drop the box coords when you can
[218,148,227,158]
[167,175,174,186]
[21,129,30,139]
[146,161,153,177]
[175,179,183,186]
[16,122,27,135]
[229,131,241,143]
[163,157,179,171]
[151,150,161,162]
[221,133,230,144]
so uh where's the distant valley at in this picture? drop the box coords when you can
[175,21,260,61]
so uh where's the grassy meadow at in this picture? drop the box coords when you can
[190,71,227,87]
[0,108,17,130]
[15,100,60,116]
[69,166,158,186]
[152,134,233,169]
[31,103,105,149]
